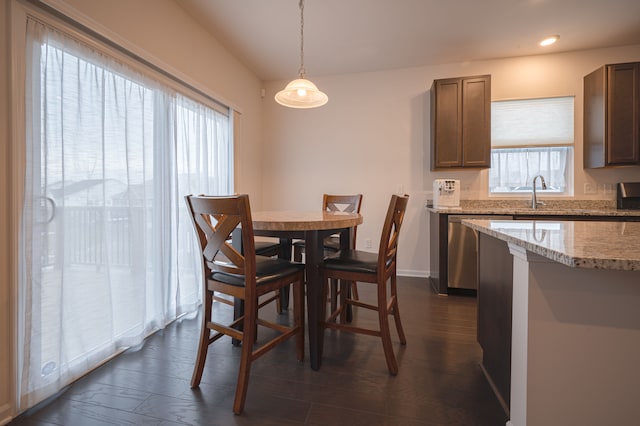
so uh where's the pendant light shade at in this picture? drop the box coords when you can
[275,78,328,108]
[275,0,328,109]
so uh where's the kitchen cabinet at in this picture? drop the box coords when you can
[430,75,491,169]
[584,62,640,168]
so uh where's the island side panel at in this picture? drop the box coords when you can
[477,232,513,415]
[511,249,640,425]
[429,211,449,294]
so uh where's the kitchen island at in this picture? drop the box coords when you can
[463,219,640,426]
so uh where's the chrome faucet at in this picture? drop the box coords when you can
[531,175,547,209]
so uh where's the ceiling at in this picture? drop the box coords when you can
[175,0,640,81]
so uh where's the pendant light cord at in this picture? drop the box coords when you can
[298,0,306,78]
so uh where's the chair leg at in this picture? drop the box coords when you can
[378,279,398,375]
[351,282,359,300]
[293,278,305,362]
[191,291,212,388]
[233,296,257,414]
[320,274,329,325]
[329,278,338,319]
[339,280,350,323]
[275,289,282,313]
[390,273,407,345]
[278,286,290,313]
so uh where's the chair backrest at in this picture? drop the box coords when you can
[323,194,363,245]
[184,194,257,286]
[323,194,363,214]
[377,194,409,274]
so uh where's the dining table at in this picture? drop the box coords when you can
[234,210,363,371]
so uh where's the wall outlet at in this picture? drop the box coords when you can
[584,183,597,194]
[604,183,615,194]
[365,238,373,249]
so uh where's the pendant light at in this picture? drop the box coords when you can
[275,0,328,108]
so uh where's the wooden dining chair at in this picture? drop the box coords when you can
[319,194,409,375]
[293,194,363,314]
[184,194,305,414]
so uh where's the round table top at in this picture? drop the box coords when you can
[251,211,363,231]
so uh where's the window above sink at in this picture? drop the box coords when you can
[489,96,574,196]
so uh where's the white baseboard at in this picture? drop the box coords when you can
[0,403,13,426]
[397,269,429,278]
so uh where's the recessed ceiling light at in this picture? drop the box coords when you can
[540,35,559,46]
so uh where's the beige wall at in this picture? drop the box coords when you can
[262,45,640,276]
[0,0,264,421]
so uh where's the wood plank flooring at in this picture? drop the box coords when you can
[9,277,508,425]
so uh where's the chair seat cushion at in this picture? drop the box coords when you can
[254,240,282,256]
[322,236,341,252]
[293,236,340,252]
[211,256,304,287]
[323,250,379,274]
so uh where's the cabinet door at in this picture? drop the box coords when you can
[432,78,463,168]
[583,66,606,168]
[462,76,491,167]
[607,63,640,165]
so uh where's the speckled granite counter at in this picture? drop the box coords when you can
[427,199,640,217]
[463,219,640,270]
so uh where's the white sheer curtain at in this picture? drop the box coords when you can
[489,147,570,193]
[19,18,232,409]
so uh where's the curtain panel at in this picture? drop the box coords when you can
[489,147,570,193]
[19,17,232,409]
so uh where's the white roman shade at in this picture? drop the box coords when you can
[491,96,574,148]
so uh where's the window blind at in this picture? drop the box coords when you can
[491,96,574,148]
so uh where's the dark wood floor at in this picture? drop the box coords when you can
[10,277,508,425]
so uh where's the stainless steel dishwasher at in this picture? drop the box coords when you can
[447,215,511,290]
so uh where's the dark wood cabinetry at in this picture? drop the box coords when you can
[430,75,491,169]
[477,233,512,414]
[428,212,448,294]
[584,62,640,168]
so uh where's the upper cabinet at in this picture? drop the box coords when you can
[584,62,640,168]
[430,75,491,170]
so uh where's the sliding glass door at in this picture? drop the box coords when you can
[19,17,232,409]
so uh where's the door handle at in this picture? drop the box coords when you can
[37,196,56,224]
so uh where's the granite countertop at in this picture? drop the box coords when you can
[463,219,640,271]
[426,199,640,217]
